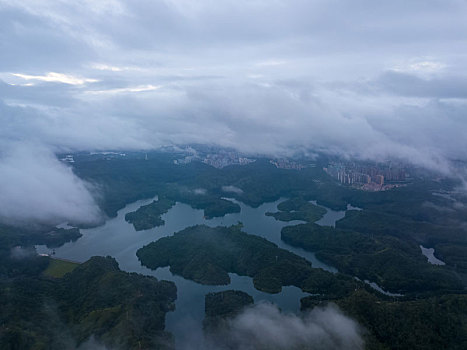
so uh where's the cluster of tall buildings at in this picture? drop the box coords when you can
[324,163,406,186]
[270,159,305,170]
[202,153,255,169]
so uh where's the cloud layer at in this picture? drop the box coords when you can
[1,0,467,222]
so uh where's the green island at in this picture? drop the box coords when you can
[137,224,357,295]
[125,197,176,231]
[0,255,177,349]
[281,222,463,294]
[266,197,327,222]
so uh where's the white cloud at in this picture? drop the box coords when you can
[391,59,447,76]
[203,303,364,350]
[90,63,123,72]
[11,72,98,85]
[0,143,101,225]
[85,84,162,95]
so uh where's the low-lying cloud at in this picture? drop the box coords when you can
[222,186,244,195]
[0,143,101,226]
[204,303,364,350]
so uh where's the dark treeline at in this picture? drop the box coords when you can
[0,254,176,350]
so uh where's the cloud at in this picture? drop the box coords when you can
[204,303,364,350]
[76,336,111,350]
[10,245,36,260]
[373,71,467,99]
[1,0,467,222]
[222,186,243,194]
[85,84,161,95]
[0,143,101,225]
[11,72,99,85]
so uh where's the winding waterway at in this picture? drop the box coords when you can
[36,197,361,347]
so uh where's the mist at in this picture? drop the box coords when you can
[0,143,101,226]
[182,303,364,350]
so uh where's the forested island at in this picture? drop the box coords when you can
[125,197,175,231]
[265,197,326,222]
[137,224,357,295]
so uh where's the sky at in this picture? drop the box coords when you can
[1,0,467,223]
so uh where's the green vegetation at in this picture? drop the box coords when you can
[57,256,177,349]
[302,289,467,350]
[203,290,254,331]
[40,228,82,248]
[3,152,467,350]
[125,197,176,231]
[0,223,82,250]
[0,256,177,350]
[266,197,326,222]
[435,243,467,273]
[137,224,308,292]
[137,224,357,296]
[42,258,79,278]
[205,290,254,318]
[336,209,467,273]
[282,222,463,294]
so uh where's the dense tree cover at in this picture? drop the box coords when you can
[301,289,467,350]
[337,210,467,247]
[3,152,467,349]
[282,222,463,294]
[125,197,176,231]
[72,155,345,218]
[0,224,81,250]
[203,290,254,331]
[38,228,82,248]
[435,243,467,273]
[0,226,52,279]
[265,197,326,222]
[0,256,177,350]
[336,210,467,274]
[137,224,358,295]
[204,290,254,319]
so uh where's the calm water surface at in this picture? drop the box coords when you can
[420,245,445,265]
[36,197,359,346]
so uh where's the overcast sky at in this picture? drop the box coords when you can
[1,0,467,223]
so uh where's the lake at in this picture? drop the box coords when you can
[36,197,358,347]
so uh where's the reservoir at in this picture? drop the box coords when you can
[36,197,356,347]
